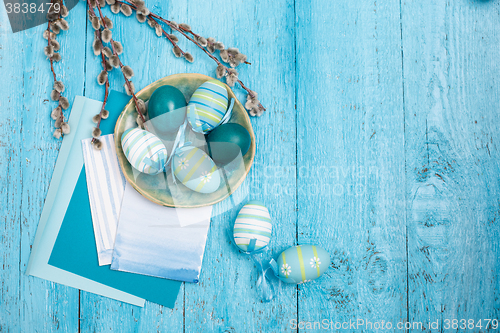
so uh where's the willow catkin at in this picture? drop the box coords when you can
[216,64,226,78]
[102,28,112,43]
[92,127,102,138]
[184,52,194,63]
[113,41,123,54]
[120,4,132,16]
[97,70,108,85]
[59,96,70,109]
[53,80,65,93]
[121,66,134,80]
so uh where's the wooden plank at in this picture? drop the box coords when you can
[0,8,24,331]
[78,1,187,331]
[0,2,87,331]
[19,5,88,331]
[181,0,298,332]
[295,0,407,329]
[402,1,500,330]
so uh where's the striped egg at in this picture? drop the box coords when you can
[275,245,329,284]
[121,128,168,175]
[172,146,221,193]
[233,200,272,253]
[187,79,229,133]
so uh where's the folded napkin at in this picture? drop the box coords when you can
[82,134,125,265]
[111,182,212,283]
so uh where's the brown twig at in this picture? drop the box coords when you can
[87,0,148,127]
[148,16,186,56]
[91,29,110,143]
[115,0,265,111]
[46,14,65,125]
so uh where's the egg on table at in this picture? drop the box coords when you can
[147,85,187,134]
[274,245,329,284]
[187,79,232,133]
[121,128,168,175]
[172,146,221,193]
[206,123,251,164]
[233,200,272,253]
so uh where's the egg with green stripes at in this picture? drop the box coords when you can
[172,146,221,193]
[233,200,272,253]
[274,245,329,284]
[121,128,168,175]
[187,79,230,133]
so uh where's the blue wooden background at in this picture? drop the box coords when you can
[1,0,500,331]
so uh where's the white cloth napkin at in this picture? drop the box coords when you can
[81,134,126,265]
[110,182,212,283]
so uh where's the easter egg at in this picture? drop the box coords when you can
[275,245,329,284]
[233,200,272,253]
[148,85,187,134]
[121,128,168,175]
[206,123,251,164]
[187,79,229,133]
[172,146,221,193]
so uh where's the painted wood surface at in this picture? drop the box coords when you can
[402,0,500,331]
[0,0,499,332]
[296,0,407,329]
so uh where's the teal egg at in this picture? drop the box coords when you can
[233,200,272,253]
[275,245,329,284]
[187,79,229,133]
[172,146,221,193]
[206,123,251,164]
[148,85,187,134]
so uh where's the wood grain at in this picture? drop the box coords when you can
[296,0,407,329]
[402,0,500,331]
[180,0,298,331]
[1,0,500,331]
[0,11,24,331]
[1,2,87,331]
[79,0,187,330]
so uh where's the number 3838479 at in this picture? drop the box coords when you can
[5,2,60,14]
[443,319,499,330]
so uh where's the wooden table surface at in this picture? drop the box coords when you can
[1,0,500,332]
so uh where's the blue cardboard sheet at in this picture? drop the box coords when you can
[48,91,182,308]
[26,95,144,306]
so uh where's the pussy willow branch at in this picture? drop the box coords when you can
[87,0,148,126]
[116,0,265,110]
[46,17,65,125]
[91,29,110,143]
[148,16,186,56]
[47,25,57,82]
[186,29,251,65]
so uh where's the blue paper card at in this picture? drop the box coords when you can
[26,95,144,306]
[48,91,182,308]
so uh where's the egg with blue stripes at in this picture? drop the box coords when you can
[121,128,168,175]
[172,146,221,193]
[233,200,272,253]
[187,79,230,133]
[274,245,329,284]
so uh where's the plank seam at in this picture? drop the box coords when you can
[293,0,299,330]
[79,2,89,332]
[398,0,409,326]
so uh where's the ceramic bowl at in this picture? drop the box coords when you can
[114,73,255,208]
